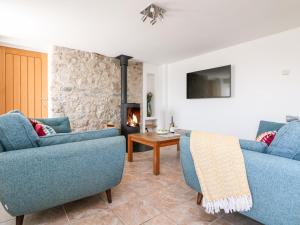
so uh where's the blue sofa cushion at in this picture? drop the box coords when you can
[35,117,71,133]
[8,109,25,115]
[267,121,300,160]
[0,113,39,151]
[38,128,119,147]
[256,120,285,137]
[239,139,268,153]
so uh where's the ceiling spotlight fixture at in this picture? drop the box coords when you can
[140,4,166,25]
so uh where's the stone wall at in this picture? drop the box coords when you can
[51,46,143,131]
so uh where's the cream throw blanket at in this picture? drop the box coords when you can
[190,131,252,214]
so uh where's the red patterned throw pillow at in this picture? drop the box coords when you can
[256,131,277,146]
[29,119,56,137]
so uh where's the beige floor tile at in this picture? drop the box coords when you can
[23,207,69,225]
[130,154,152,161]
[125,161,153,172]
[179,222,210,225]
[0,206,13,223]
[143,191,182,212]
[210,217,232,225]
[126,177,163,196]
[142,184,195,213]
[64,195,108,221]
[143,214,177,225]
[165,183,193,197]
[70,210,124,225]
[165,199,217,225]
[112,199,160,225]
[176,177,190,187]
[121,173,139,183]
[0,220,15,225]
[160,171,184,183]
[155,184,195,206]
[99,185,139,208]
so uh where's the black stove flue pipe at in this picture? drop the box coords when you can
[116,55,133,135]
[116,55,133,104]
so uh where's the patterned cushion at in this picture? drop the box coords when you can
[256,121,285,137]
[29,119,56,137]
[35,117,71,133]
[256,131,277,146]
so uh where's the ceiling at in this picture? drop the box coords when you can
[1,0,300,64]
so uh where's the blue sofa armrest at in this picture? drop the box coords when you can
[239,139,268,153]
[242,150,300,225]
[38,128,119,147]
[180,135,201,192]
[0,136,125,216]
[36,117,71,133]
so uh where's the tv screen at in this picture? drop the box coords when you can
[187,65,231,99]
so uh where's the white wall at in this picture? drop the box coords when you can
[166,27,300,139]
[157,65,168,129]
[143,63,168,131]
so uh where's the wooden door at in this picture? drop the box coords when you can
[0,46,48,118]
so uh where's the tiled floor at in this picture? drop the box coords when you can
[0,146,262,225]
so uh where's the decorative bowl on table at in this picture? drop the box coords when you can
[157,128,169,135]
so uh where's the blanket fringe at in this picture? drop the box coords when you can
[202,195,252,214]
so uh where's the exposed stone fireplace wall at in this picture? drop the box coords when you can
[51,46,143,131]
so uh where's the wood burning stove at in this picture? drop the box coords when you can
[117,55,147,152]
[121,103,140,139]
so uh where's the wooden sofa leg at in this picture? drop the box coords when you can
[16,215,24,225]
[197,192,203,205]
[106,189,112,203]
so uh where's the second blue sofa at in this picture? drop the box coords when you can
[180,121,300,225]
[0,112,125,225]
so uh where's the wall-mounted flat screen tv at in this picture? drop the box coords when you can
[187,65,231,99]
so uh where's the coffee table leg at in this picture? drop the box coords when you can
[128,136,133,162]
[177,141,180,152]
[153,143,160,175]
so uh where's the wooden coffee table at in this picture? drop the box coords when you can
[127,132,180,175]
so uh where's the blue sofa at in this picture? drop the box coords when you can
[0,112,125,225]
[180,121,300,225]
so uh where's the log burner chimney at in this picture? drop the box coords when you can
[116,55,132,104]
